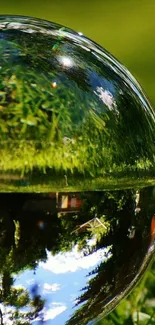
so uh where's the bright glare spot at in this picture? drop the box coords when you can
[58,56,74,67]
[51,81,58,88]
[78,32,83,36]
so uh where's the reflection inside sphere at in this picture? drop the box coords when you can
[0,14,154,325]
[0,15,153,190]
[0,187,155,325]
[58,56,74,67]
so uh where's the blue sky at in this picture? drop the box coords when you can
[12,243,111,324]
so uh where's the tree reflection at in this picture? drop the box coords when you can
[66,188,155,325]
[0,187,154,324]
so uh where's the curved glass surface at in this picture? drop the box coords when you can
[0,16,153,191]
[0,15,154,325]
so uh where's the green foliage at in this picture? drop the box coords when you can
[0,33,154,191]
[97,260,155,325]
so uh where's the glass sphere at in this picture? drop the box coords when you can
[0,15,155,325]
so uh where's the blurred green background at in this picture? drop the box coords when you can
[1,0,155,324]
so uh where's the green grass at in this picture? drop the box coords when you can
[0,19,154,193]
[0,172,155,192]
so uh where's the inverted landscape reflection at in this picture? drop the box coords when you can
[13,242,106,324]
[1,187,155,325]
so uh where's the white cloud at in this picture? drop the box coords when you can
[0,304,16,325]
[43,282,61,294]
[26,278,35,285]
[44,305,67,321]
[32,302,67,322]
[94,86,117,111]
[13,283,26,290]
[40,244,106,274]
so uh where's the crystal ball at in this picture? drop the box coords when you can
[0,15,155,325]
